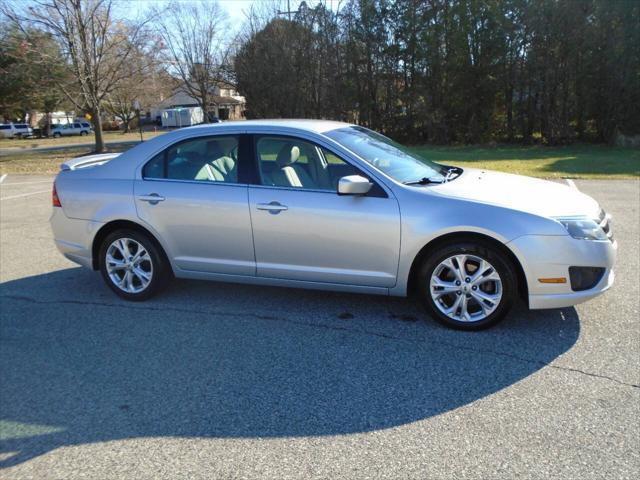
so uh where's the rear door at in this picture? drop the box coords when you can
[248,135,401,287]
[134,134,256,276]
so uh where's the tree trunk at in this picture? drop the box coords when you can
[45,111,51,138]
[93,107,105,152]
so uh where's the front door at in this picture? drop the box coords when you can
[135,134,255,276]
[248,135,401,287]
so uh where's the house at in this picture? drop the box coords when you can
[27,111,81,128]
[150,83,246,123]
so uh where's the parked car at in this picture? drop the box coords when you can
[0,123,34,139]
[50,121,92,137]
[50,120,616,330]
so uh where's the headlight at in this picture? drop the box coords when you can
[555,217,608,241]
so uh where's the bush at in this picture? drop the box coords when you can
[101,121,120,131]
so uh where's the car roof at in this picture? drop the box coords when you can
[184,119,352,134]
[97,119,359,180]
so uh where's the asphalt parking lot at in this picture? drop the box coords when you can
[0,175,638,479]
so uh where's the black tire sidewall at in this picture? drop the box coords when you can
[417,242,517,330]
[99,229,168,301]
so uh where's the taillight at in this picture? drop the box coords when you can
[52,183,62,207]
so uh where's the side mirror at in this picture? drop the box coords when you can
[338,175,373,195]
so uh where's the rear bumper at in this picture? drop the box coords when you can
[507,234,617,310]
[55,240,93,269]
[50,207,100,269]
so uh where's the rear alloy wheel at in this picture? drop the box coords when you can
[417,242,517,330]
[99,230,169,301]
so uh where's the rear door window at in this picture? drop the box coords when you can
[143,136,240,183]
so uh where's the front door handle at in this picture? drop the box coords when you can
[138,193,165,205]
[256,201,288,214]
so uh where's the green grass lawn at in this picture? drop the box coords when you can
[409,144,639,179]
[0,143,133,175]
[0,130,165,150]
[1,142,638,178]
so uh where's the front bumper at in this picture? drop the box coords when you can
[508,234,617,310]
[528,268,615,309]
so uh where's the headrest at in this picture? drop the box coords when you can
[276,144,300,168]
[206,140,224,159]
[180,151,203,163]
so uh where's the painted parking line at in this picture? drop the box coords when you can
[0,174,6,184]
[0,180,53,186]
[0,189,50,201]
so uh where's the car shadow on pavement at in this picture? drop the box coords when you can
[0,268,580,468]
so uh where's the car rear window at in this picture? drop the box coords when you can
[15,125,28,129]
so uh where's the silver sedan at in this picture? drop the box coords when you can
[50,120,616,329]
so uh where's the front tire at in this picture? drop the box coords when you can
[417,241,517,330]
[99,229,170,301]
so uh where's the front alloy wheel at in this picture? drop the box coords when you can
[430,254,503,323]
[418,242,516,330]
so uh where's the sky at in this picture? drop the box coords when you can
[113,0,313,27]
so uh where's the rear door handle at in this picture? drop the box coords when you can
[256,201,288,214]
[138,193,165,205]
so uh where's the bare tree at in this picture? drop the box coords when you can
[103,41,171,133]
[155,0,232,122]
[2,0,151,152]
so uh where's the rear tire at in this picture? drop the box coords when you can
[99,229,170,301]
[416,241,517,330]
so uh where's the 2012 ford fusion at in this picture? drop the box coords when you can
[50,120,616,329]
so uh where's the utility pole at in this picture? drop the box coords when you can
[278,0,306,21]
[132,99,143,142]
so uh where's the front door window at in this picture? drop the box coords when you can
[256,136,360,191]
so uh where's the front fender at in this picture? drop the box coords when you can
[390,192,566,296]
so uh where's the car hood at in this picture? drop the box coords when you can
[430,168,600,218]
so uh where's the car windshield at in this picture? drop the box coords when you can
[0,125,10,130]
[325,126,447,184]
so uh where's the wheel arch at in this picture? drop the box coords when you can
[91,219,172,274]
[406,231,528,302]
